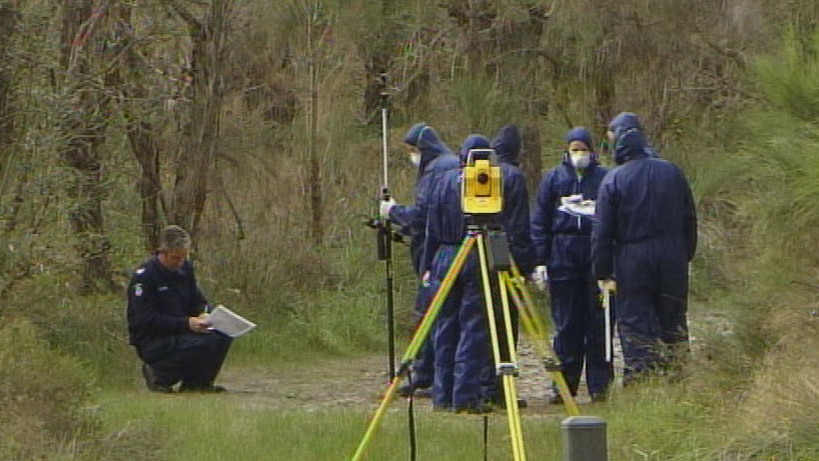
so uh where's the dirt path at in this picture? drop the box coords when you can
[214,309,730,416]
[218,340,615,413]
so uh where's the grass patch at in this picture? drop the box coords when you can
[97,390,566,461]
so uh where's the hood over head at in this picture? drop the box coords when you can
[564,127,594,150]
[403,122,452,172]
[608,112,649,165]
[562,126,599,167]
[491,124,521,166]
[459,134,492,164]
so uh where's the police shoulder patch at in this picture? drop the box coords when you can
[134,283,144,297]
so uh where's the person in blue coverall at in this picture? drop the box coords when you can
[591,112,697,385]
[531,127,613,403]
[484,124,536,407]
[127,225,232,393]
[423,132,533,412]
[381,123,460,396]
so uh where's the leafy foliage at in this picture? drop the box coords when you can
[0,318,98,460]
[754,28,819,122]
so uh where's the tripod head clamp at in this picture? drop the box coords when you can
[379,71,389,108]
[363,216,404,244]
[497,362,520,377]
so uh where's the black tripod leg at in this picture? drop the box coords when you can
[378,225,397,380]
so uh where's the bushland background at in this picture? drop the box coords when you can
[1,1,818,460]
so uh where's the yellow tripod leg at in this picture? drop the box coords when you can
[350,235,476,461]
[497,274,527,461]
[502,270,581,417]
[475,233,527,461]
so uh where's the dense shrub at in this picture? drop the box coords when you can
[0,318,97,459]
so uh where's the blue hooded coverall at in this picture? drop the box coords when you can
[531,127,613,398]
[484,124,536,403]
[389,123,459,389]
[425,133,533,411]
[591,112,698,383]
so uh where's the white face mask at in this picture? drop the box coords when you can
[569,151,591,169]
[410,152,422,167]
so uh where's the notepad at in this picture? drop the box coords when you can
[206,305,256,338]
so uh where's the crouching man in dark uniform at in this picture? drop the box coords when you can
[127,225,232,393]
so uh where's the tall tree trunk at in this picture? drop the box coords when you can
[128,122,163,251]
[593,41,617,132]
[364,53,390,126]
[58,0,115,293]
[309,60,322,245]
[448,0,496,76]
[0,4,21,231]
[520,125,541,201]
[108,4,163,251]
[363,0,399,125]
[0,4,18,149]
[305,2,322,246]
[167,0,233,237]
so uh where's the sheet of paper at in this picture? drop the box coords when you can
[558,200,596,217]
[206,305,256,338]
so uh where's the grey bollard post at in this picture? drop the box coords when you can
[561,416,608,461]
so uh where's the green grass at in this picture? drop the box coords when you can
[96,391,566,461]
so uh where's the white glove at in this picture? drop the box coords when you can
[379,197,396,221]
[420,270,431,288]
[597,279,617,294]
[532,265,548,291]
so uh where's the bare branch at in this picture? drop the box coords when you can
[162,0,203,31]
[65,0,116,73]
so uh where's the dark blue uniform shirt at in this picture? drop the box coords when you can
[127,257,208,347]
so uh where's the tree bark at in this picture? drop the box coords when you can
[0,4,21,232]
[520,125,542,201]
[107,4,163,251]
[0,4,18,148]
[167,0,233,237]
[58,0,115,293]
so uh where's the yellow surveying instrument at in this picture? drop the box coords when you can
[351,152,580,461]
[461,148,503,215]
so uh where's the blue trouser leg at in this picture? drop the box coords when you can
[615,236,692,383]
[616,239,683,382]
[656,246,691,370]
[432,290,460,409]
[180,332,232,388]
[452,259,491,410]
[410,281,435,388]
[550,276,614,395]
[431,247,461,410]
[614,278,662,382]
[549,279,586,395]
[141,332,233,388]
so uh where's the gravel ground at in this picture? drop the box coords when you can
[217,336,623,414]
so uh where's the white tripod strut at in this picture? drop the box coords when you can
[602,286,612,363]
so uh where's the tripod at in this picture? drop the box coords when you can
[351,220,580,461]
